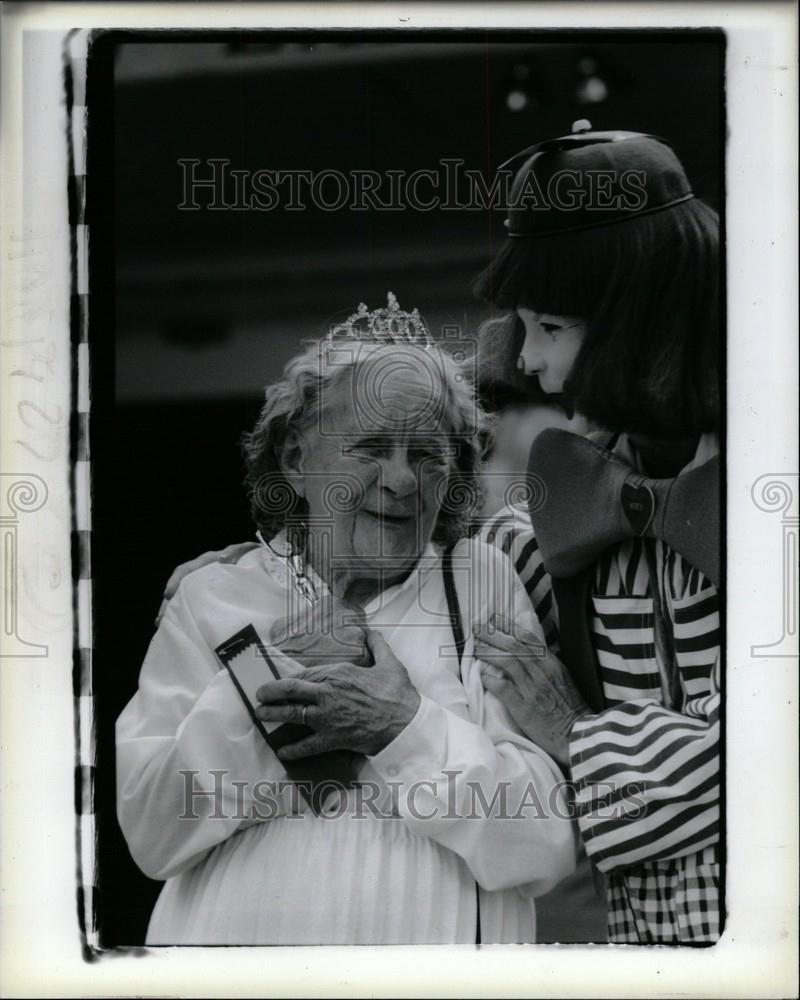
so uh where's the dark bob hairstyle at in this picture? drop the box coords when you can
[473,198,720,439]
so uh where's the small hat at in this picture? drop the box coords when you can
[502,119,694,238]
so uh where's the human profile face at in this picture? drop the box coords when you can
[289,347,452,593]
[516,308,587,395]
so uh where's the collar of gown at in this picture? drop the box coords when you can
[258,529,443,615]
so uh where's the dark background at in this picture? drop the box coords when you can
[88,30,724,946]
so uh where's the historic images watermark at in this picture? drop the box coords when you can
[0,474,49,657]
[177,769,648,823]
[750,473,798,658]
[177,158,650,214]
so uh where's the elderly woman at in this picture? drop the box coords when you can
[116,295,575,945]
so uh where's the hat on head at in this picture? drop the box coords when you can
[502,119,694,238]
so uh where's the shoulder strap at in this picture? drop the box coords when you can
[442,545,480,943]
[442,546,466,665]
[551,572,606,713]
[642,540,683,711]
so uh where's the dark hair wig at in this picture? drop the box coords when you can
[473,198,720,438]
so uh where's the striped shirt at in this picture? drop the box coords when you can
[474,435,721,944]
[473,503,561,657]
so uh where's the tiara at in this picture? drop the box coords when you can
[327,292,435,348]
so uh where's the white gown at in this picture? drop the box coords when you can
[116,536,575,944]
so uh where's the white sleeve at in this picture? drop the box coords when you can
[115,578,290,881]
[369,542,576,896]
[369,697,576,895]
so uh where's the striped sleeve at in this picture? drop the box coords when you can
[475,505,560,655]
[569,627,720,873]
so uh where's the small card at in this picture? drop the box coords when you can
[215,624,303,734]
[215,624,363,813]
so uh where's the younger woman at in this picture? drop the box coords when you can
[472,121,721,944]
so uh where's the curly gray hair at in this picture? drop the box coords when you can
[242,337,487,550]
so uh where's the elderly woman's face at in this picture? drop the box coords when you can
[293,350,452,581]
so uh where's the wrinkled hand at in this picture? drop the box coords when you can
[155,541,259,626]
[473,614,591,770]
[255,630,421,758]
[269,594,370,668]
